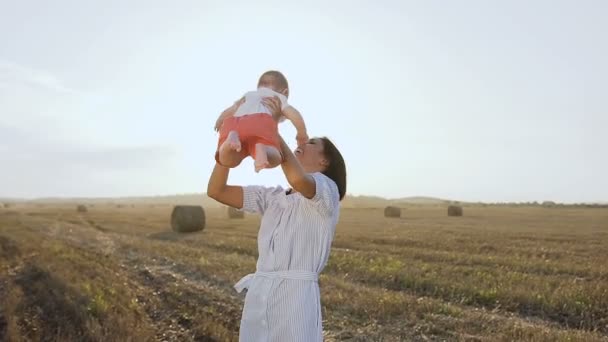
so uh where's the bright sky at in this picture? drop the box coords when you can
[1,0,606,203]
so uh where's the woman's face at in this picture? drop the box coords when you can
[294,138,328,173]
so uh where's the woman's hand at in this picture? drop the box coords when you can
[264,97,309,146]
[262,96,283,119]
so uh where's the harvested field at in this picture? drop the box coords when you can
[1,204,607,341]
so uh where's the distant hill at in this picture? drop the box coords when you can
[341,195,449,208]
[6,193,450,209]
[18,194,224,208]
[395,196,450,204]
[5,195,606,208]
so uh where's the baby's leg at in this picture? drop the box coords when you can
[219,148,246,168]
[219,130,241,153]
[218,131,246,167]
[254,143,281,172]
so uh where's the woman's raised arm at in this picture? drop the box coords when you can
[277,135,317,199]
[263,96,317,199]
[206,163,244,209]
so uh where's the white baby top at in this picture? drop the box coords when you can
[233,87,289,119]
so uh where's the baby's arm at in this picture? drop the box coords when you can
[282,106,309,146]
[214,96,245,132]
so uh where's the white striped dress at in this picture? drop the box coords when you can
[235,172,340,341]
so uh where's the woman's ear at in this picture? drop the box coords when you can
[320,158,330,168]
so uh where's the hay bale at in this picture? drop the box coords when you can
[227,206,244,219]
[542,201,556,208]
[171,205,205,233]
[77,204,88,213]
[448,205,463,216]
[384,206,401,218]
[2,203,10,208]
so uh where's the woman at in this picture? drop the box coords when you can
[207,97,346,341]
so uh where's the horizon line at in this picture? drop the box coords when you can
[1,193,606,205]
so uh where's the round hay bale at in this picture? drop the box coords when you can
[3,203,10,209]
[542,201,556,208]
[171,205,205,233]
[448,205,463,217]
[227,206,244,219]
[77,204,88,213]
[384,206,401,218]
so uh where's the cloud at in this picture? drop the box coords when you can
[0,124,177,198]
[0,59,107,148]
[0,124,176,169]
[0,62,182,199]
[0,60,78,94]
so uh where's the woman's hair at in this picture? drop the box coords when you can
[320,137,347,201]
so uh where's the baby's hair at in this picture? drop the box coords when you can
[258,70,289,95]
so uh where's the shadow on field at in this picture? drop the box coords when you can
[0,236,21,259]
[0,313,6,342]
[147,230,202,242]
[14,264,94,341]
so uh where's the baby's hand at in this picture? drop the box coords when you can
[296,132,309,146]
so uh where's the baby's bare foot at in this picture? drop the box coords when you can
[254,160,269,173]
[220,131,241,153]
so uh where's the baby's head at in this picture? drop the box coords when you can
[257,70,289,97]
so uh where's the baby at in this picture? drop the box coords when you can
[214,70,308,172]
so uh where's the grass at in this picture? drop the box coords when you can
[0,204,607,341]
